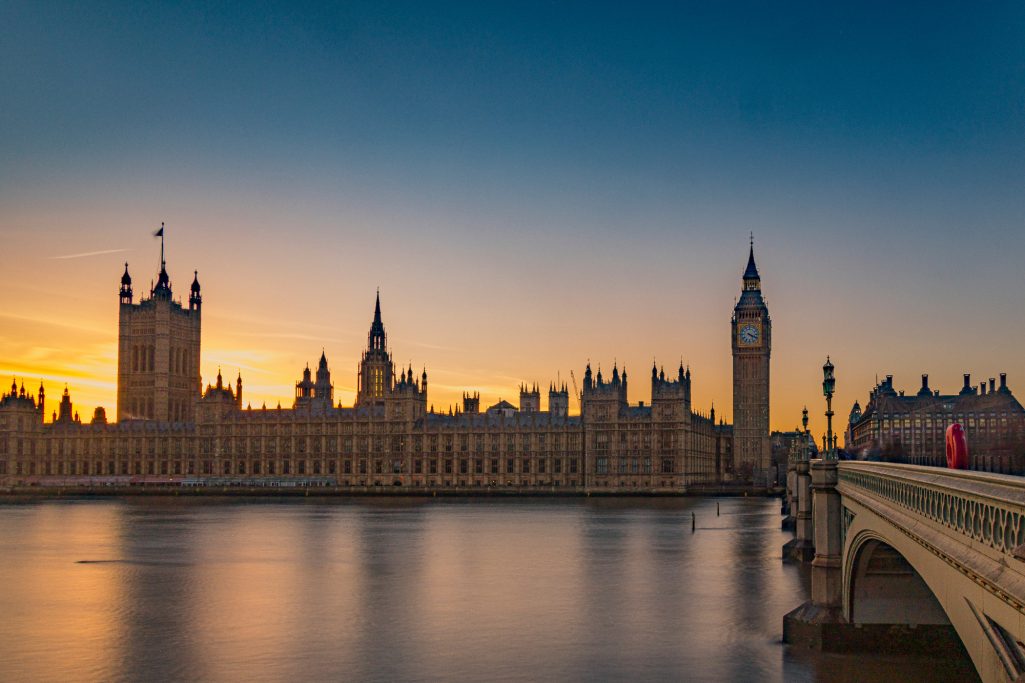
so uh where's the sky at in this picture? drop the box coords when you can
[1,1,1023,435]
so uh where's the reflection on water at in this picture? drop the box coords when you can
[0,497,973,682]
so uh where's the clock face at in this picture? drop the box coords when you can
[739,324,760,345]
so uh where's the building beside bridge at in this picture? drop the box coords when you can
[0,239,782,492]
[846,373,1025,474]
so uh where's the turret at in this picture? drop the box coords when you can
[313,350,334,409]
[849,400,862,425]
[651,358,689,404]
[120,262,133,304]
[189,270,202,311]
[520,383,541,412]
[236,372,243,409]
[548,383,569,418]
[295,362,315,404]
[56,385,74,424]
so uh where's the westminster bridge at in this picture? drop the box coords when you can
[783,459,1025,683]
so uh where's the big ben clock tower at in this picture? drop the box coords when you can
[732,237,771,484]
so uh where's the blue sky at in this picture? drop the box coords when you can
[1,1,1024,429]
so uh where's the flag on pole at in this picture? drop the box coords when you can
[154,226,164,237]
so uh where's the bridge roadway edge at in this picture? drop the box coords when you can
[839,482,1025,683]
[785,462,1025,683]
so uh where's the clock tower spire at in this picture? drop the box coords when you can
[732,236,771,485]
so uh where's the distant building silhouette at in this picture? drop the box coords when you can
[116,248,201,422]
[0,236,777,491]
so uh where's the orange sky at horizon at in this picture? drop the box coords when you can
[2,1,1025,450]
[2,211,1024,441]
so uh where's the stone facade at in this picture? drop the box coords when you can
[115,256,202,423]
[846,373,1025,474]
[0,243,767,492]
[731,239,772,483]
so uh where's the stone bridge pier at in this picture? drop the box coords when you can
[784,460,1025,683]
[782,457,814,561]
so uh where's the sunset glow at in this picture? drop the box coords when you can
[2,3,1023,436]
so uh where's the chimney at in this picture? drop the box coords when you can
[981,383,987,396]
[990,378,996,394]
[963,373,971,392]
[1000,373,1008,392]
[918,374,931,397]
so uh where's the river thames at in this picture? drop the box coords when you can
[0,496,976,682]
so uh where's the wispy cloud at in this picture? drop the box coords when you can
[50,248,130,260]
[0,312,109,336]
[235,332,333,342]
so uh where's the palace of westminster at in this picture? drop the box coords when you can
[0,238,777,492]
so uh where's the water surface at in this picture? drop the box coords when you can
[0,497,975,682]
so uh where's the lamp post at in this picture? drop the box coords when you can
[801,406,810,460]
[822,356,836,460]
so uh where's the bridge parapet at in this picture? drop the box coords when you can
[835,461,1025,682]
[839,461,1025,563]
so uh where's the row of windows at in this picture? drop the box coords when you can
[877,417,1017,428]
[0,457,589,478]
[595,456,675,474]
[130,345,193,376]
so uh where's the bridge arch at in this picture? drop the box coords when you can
[784,462,1025,681]
[839,466,1025,683]
[845,530,951,627]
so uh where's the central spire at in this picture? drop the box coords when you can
[743,233,760,282]
[368,289,386,352]
[746,233,762,289]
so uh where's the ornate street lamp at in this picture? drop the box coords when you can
[801,406,810,460]
[822,356,836,460]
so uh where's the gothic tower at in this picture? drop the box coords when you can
[731,237,771,483]
[116,228,202,422]
[314,350,334,411]
[357,291,394,407]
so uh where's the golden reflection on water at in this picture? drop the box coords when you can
[0,498,976,683]
[0,502,125,682]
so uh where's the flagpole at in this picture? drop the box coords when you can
[160,222,165,269]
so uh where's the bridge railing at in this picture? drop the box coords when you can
[838,461,1025,557]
